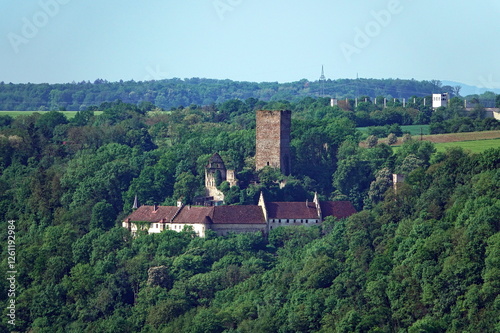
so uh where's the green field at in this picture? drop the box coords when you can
[400,125,430,135]
[357,125,430,136]
[0,111,103,119]
[433,138,500,153]
[392,138,500,154]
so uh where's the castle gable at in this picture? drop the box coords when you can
[206,153,225,169]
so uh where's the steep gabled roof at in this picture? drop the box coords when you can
[206,153,225,168]
[266,202,319,219]
[173,206,214,224]
[320,201,357,220]
[125,205,179,223]
[212,205,266,224]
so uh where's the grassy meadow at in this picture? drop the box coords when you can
[362,130,500,154]
[357,125,431,136]
[0,111,103,119]
[433,138,500,153]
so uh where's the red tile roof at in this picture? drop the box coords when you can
[320,201,357,220]
[173,206,214,224]
[266,202,319,219]
[125,205,179,223]
[212,205,265,224]
[124,200,356,226]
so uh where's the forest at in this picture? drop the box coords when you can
[0,94,499,332]
[2,77,497,111]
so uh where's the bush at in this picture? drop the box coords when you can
[366,135,378,148]
[387,133,397,145]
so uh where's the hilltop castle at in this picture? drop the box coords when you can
[123,109,357,236]
[123,192,356,237]
[202,110,292,205]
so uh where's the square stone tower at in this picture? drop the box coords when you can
[255,110,291,175]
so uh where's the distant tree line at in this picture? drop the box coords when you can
[0,78,477,111]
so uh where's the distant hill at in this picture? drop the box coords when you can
[442,80,500,96]
[0,78,464,111]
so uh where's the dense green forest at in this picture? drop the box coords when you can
[0,96,499,332]
[3,78,497,111]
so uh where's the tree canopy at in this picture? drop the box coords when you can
[0,96,499,332]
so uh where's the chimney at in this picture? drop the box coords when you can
[153,204,158,212]
[177,200,183,207]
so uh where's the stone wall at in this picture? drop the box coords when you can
[255,110,291,175]
[210,223,267,236]
[268,219,320,232]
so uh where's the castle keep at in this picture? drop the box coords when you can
[255,110,292,175]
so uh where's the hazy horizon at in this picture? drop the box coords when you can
[2,0,500,90]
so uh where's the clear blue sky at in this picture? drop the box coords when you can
[1,0,499,90]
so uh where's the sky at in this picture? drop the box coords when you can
[1,0,500,90]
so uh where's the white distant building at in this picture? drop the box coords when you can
[432,93,449,109]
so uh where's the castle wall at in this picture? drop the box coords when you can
[268,219,320,232]
[226,169,237,187]
[125,221,208,237]
[210,223,267,236]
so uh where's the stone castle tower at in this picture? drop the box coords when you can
[255,110,292,175]
[205,153,237,205]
